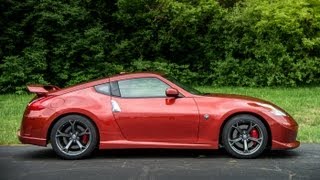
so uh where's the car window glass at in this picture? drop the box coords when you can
[118,78,169,98]
[95,83,110,95]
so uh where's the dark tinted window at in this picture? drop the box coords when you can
[110,81,121,97]
[118,78,169,98]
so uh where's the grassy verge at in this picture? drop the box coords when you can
[0,94,33,145]
[0,87,319,144]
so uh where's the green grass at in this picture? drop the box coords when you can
[0,94,34,145]
[0,87,319,144]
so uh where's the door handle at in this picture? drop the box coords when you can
[111,100,121,112]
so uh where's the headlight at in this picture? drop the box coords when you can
[256,102,287,116]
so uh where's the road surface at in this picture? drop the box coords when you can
[1,144,319,180]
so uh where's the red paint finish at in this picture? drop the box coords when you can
[112,97,199,143]
[18,72,299,152]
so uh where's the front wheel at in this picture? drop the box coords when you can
[222,114,268,159]
[50,115,98,160]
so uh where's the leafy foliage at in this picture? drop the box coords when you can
[0,0,319,93]
[211,0,320,86]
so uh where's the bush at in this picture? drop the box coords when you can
[208,0,320,86]
[0,0,319,93]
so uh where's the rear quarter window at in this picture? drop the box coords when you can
[94,83,110,95]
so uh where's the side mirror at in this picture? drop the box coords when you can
[166,88,179,98]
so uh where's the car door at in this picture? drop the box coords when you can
[110,77,199,143]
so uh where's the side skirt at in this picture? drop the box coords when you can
[99,140,218,150]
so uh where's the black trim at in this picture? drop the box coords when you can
[110,81,121,97]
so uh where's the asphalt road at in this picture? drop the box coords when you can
[0,144,319,180]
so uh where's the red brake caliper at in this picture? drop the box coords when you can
[250,129,259,146]
[82,134,89,144]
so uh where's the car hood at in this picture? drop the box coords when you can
[202,93,291,117]
[202,93,271,104]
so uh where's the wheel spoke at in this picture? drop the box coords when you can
[249,137,262,144]
[232,122,242,133]
[247,122,257,132]
[243,140,249,153]
[76,140,85,150]
[56,130,70,138]
[69,120,76,133]
[63,140,73,151]
[78,128,90,136]
[229,137,242,145]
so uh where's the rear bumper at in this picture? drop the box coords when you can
[17,130,47,146]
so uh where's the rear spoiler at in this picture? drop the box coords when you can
[27,85,60,96]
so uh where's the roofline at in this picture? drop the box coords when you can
[49,72,165,96]
[109,71,165,78]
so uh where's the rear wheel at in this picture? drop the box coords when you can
[222,114,268,159]
[50,115,97,159]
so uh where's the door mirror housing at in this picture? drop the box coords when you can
[166,88,179,98]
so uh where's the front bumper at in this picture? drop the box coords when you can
[272,140,300,150]
[271,115,300,150]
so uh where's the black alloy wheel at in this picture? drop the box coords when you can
[50,115,98,160]
[222,114,268,158]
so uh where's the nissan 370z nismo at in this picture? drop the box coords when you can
[18,72,299,159]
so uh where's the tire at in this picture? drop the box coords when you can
[222,114,268,159]
[50,115,98,160]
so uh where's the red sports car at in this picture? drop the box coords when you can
[18,72,299,159]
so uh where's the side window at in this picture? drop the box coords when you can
[95,83,110,95]
[118,78,170,98]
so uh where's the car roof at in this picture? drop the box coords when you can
[109,72,164,81]
[50,72,165,95]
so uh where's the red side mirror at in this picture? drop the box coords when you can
[166,88,179,98]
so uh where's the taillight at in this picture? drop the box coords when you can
[28,96,54,111]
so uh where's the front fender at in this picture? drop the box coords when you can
[195,98,276,148]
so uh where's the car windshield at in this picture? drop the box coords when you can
[165,76,203,95]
